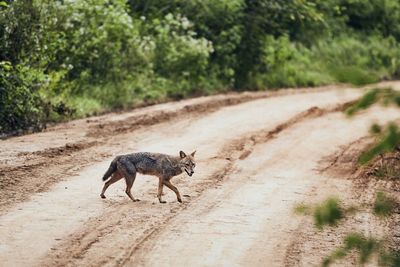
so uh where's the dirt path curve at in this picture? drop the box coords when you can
[0,82,399,267]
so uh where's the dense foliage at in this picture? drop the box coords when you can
[2,0,400,134]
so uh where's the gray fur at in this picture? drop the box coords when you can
[100,151,196,203]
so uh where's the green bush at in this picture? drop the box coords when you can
[346,87,400,163]
[57,0,146,84]
[148,13,214,97]
[379,250,400,267]
[0,62,46,134]
[245,34,400,89]
[323,232,399,267]
[340,0,400,40]
[323,233,378,266]
[374,191,396,217]
[359,124,400,164]
[315,35,400,83]
[314,198,343,229]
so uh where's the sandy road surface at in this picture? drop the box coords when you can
[0,82,399,267]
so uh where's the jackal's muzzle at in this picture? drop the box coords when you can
[185,169,194,176]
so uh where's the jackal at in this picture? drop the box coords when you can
[100,150,196,203]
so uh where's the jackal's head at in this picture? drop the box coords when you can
[179,150,196,177]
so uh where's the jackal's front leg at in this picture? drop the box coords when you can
[157,178,166,203]
[164,180,182,203]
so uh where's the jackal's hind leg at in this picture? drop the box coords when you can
[124,174,139,202]
[118,160,139,202]
[100,170,123,199]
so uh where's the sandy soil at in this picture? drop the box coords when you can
[0,82,399,267]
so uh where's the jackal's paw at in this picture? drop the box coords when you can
[159,200,167,204]
[177,198,182,203]
[133,198,141,202]
[100,194,106,199]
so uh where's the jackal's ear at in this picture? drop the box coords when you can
[179,151,186,158]
[191,150,196,157]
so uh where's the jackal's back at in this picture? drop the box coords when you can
[123,152,182,177]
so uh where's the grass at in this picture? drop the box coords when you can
[374,165,400,179]
[372,157,400,180]
[329,66,379,86]
[379,250,400,267]
[345,89,379,116]
[293,203,313,215]
[293,198,360,229]
[314,198,343,229]
[323,233,378,266]
[373,191,396,217]
[323,233,400,267]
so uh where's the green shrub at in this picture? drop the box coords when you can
[246,34,400,89]
[359,124,400,164]
[148,13,214,96]
[346,87,400,163]
[323,233,377,266]
[324,232,399,267]
[379,250,400,267]
[373,163,400,180]
[0,62,46,134]
[328,66,379,85]
[314,198,343,229]
[340,0,400,40]
[373,191,396,217]
[346,87,400,116]
[58,0,145,82]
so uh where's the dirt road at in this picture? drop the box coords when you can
[0,82,399,267]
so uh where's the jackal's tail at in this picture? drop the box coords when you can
[102,158,118,181]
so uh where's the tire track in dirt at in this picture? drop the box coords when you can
[85,87,338,138]
[39,101,355,267]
